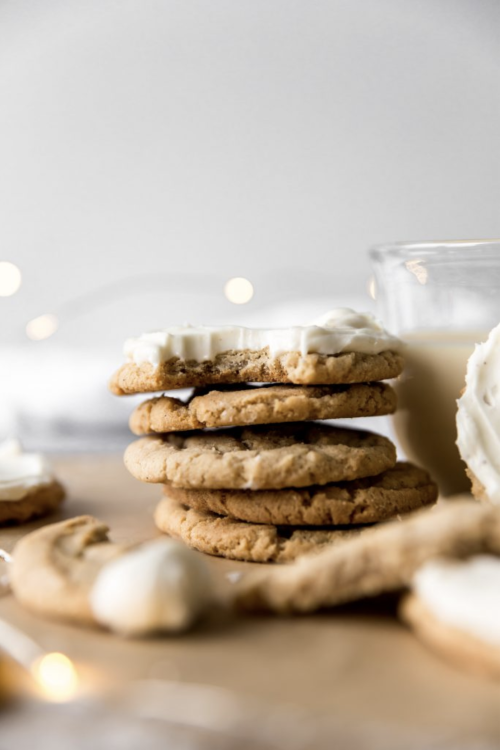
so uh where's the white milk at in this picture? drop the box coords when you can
[392,332,487,496]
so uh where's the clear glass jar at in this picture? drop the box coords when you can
[370,240,500,496]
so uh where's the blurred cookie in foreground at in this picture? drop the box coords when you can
[125,423,397,490]
[110,309,404,394]
[10,515,213,636]
[456,322,500,502]
[234,500,500,613]
[0,439,65,525]
[163,462,437,526]
[155,495,365,563]
[401,556,500,679]
[129,382,398,434]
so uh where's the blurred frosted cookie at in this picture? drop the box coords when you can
[110,309,403,394]
[125,423,397,490]
[11,515,213,636]
[162,462,437,526]
[401,556,500,678]
[155,495,364,563]
[0,440,65,525]
[457,323,500,503]
[235,500,500,613]
[129,382,397,434]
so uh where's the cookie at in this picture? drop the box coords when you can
[163,462,437,526]
[10,516,124,625]
[154,495,365,563]
[401,555,500,679]
[111,350,404,395]
[400,593,500,679]
[129,382,398,434]
[0,481,65,525]
[125,423,397,490]
[456,322,500,503]
[234,499,500,613]
[10,516,213,636]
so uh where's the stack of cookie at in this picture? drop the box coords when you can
[110,311,438,563]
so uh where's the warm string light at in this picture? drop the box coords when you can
[0,613,80,703]
[0,261,22,297]
[31,652,80,702]
[224,277,254,304]
[26,313,59,341]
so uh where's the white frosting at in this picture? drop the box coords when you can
[90,539,212,636]
[123,308,401,367]
[456,323,500,503]
[413,556,500,647]
[0,439,53,501]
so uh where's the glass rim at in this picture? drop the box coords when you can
[370,239,500,260]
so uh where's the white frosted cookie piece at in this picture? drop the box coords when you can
[0,439,53,501]
[91,539,212,636]
[413,556,500,647]
[457,323,500,503]
[0,439,65,524]
[110,309,404,394]
[401,555,500,678]
[124,309,402,366]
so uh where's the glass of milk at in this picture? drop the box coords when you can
[370,240,500,496]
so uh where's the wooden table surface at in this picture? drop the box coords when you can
[1,455,500,748]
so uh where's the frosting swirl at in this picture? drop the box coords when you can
[456,323,500,503]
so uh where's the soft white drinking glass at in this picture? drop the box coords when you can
[370,240,500,496]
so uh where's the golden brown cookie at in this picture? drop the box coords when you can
[129,382,397,434]
[154,495,365,563]
[10,516,125,625]
[234,500,500,613]
[0,481,65,525]
[124,423,397,490]
[110,349,404,395]
[400,593,500,679]
[163,462,437,526]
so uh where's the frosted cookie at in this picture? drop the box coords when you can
[10,516,212,635]
[235,499,500,613]
[110,309,403,394]
[457,323,500,503]
[163,462,437,526]
[0,440,65,524]
[155,495,365,563]
[125,423,397,490]
[401,556,500,678]
[129,382,397,434]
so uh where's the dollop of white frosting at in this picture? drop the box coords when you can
[124,308,401,367]
[90,539,212,636]
[456,323,500,503]
[413,556,500,647]
[0,439,53,501]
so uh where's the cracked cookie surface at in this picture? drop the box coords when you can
[110,349,404,394]
[154,495,365,563]
[125,423,397,490]
[163,462,437,525]
[129,382,397,434]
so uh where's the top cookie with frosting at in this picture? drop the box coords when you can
[110,309,403,394]
[456,323,500,503]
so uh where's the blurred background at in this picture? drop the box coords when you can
[1,0,499,449]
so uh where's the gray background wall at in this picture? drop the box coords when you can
[1,0,499,349]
